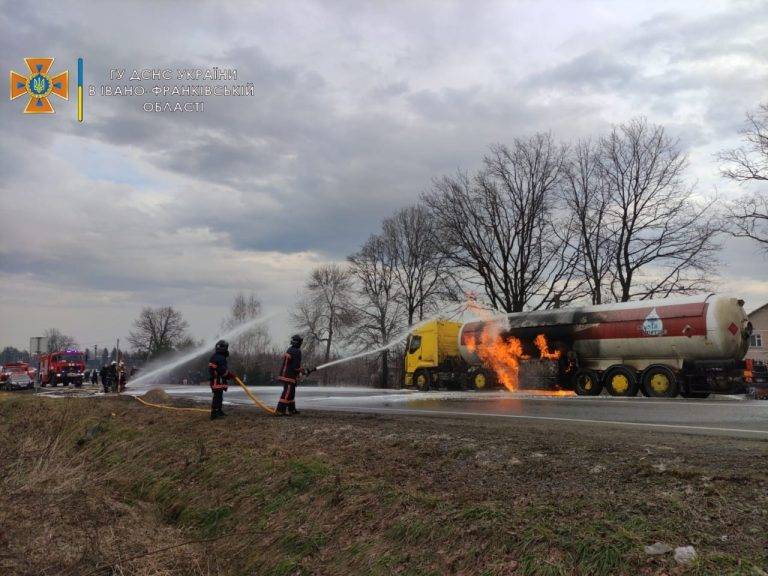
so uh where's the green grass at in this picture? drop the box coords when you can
[2,395,766,576]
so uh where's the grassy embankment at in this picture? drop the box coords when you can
[0,393,766,575]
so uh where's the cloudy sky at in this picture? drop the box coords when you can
[1,0,767,352]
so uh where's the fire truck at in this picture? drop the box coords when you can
[39,350,86,387]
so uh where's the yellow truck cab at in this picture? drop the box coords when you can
[404,320,464,390]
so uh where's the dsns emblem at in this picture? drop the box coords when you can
[9,58,69,114]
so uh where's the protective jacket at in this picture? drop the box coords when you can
[278,345,302,384]
[209,351,230,390]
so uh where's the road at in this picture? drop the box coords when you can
[114,383,768,439]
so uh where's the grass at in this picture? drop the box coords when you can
[0,394,767,575]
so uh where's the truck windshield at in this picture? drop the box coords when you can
[408,335,421,354]
[59,354,84,362]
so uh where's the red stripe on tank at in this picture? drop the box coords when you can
[459,302,709,343]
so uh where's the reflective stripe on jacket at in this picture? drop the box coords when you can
[209,352,229,390]
[278,346,302,383]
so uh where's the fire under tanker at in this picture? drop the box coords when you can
[404,294,767,397]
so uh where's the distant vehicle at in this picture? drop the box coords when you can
[39,350,86,387]
[405,294,766,398]
[0,362,34,390]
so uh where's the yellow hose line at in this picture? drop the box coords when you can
[131,375,274,415]
[133,395,209,413]
[233,376,276,414]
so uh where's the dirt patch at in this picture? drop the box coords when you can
[141,388,172,403]
[0,395,766,576]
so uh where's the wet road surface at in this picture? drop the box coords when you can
[114,383,768,439]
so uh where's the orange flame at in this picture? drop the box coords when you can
[467,327,560,391]
[534,334,561,360]
[466,322,529,391]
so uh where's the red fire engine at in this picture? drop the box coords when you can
[39,350,86,387]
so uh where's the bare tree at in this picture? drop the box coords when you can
[43,328,77,352]
[348,235,404,388]
[425,134,580,312]
[719,104,768,252]
[600,118,720,301]
[726,194,768,251]
[382,206,451,325]
[128,306,190,358]
[291,265,356,374]
[561,139,615,304]
[222,292,271,375]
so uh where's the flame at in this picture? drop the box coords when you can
[466,328,526,391]
[465,315,532,391]
[534,334,561,360]
[466,324,561,391]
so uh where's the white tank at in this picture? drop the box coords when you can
[458,294,750,371]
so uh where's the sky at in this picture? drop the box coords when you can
[1,0,767,352]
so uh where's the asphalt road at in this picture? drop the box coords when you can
[114,383,768,439]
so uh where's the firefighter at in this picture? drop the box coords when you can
[100,362,116,393]
[276,334,313,416]
[107,361,118,392]
[99,364,108,392]
[90,368,98,387]
[209,339,233,420]
[118,362,127,393]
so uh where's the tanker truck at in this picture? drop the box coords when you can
[404,294,765,397]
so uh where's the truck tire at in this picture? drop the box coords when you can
[413,369,432,391]
[641,365,679,398]
[604,365,639,397]
[573,369,602,396]
[470,370,494,391]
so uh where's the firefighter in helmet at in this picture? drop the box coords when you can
[276,334,313,416]
[118,361,127,393]
[99,363,109,393]
[102,361,118,393]
[208,339,233,420]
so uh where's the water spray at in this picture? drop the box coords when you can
[130,312,280,387]
[315,304,466,371]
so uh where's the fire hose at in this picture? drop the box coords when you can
[134,395,209,413]
[133,374,277,415]
[234,369,315,414]
[232,375,275,414]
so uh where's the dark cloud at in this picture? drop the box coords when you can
[1,0,767,348]
[529,51,638,92]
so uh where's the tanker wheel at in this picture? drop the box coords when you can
[413,369,432,391]
[471,370,494,391]
[604,366,639,397]
[573,369,602,396]
[641,365,679,398]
